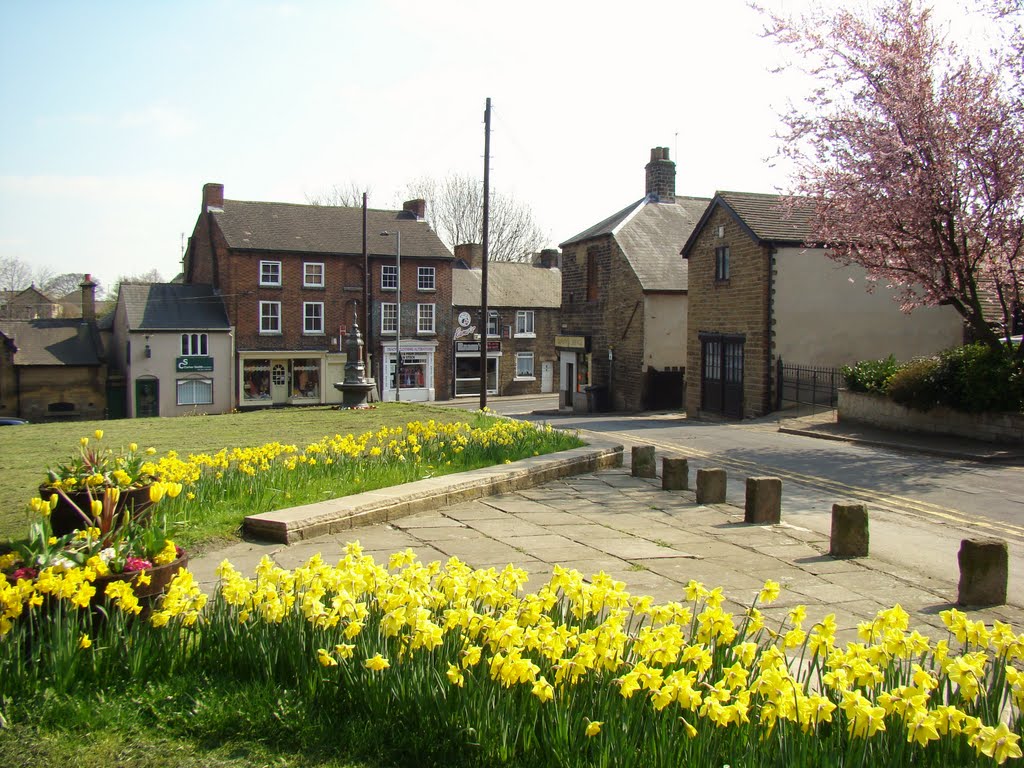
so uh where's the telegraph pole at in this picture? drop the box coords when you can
[479,97,491,411]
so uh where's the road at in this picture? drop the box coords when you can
[440,394,1024,605]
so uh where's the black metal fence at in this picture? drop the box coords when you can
[776,359,842,410]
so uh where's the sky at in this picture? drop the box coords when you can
[0,0,986,295]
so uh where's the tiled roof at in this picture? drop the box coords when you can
[212,200,453,260]
[0,320,103,366]
[120,283,230,331]
[559,199,645,248]
[452,263,561,308]
[688,192,816,252]
[616,196,710,292]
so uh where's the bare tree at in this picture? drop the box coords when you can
[305,182,373,207]
[404,174,548,262]
[107,269,164,311]
[43,272,101,299]
[0,257,35,296]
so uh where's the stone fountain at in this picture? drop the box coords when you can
[333,316,376,408]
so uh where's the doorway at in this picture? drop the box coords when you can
[135,377,159,418]
[700,335,744,418]
[541,361,553,393]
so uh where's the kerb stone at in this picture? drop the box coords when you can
[631,445,657,478]
[744,477,782,524]
[829,503,869,558]
[662,457,688,491]
[695,468,727,504]
[958,538,1008,607]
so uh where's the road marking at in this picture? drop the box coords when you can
[598,429,1024,544]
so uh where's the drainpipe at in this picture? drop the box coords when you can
[767,247,776,415]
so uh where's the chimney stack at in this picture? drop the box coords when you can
[454,243,483,269]
[203,182,224,211]
[534,249,560,269]
[80,274,97,321]
[402,199,426,220]
[645,147,676,202]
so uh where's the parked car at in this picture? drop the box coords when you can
[0,417,28,426]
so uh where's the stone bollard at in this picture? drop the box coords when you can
[695,468,727,504]
[744,477,782,524]
[957,538,1008,607]
[662,457,689,491]
[830,503,869,558]
[631,445,657,479]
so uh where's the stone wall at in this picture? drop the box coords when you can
[839,390,1024,444]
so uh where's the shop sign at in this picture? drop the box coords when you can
[457,341,480,353]
[177,356,214,372]
[554,335,590,352]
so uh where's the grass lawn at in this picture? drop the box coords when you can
[0,403,501,543]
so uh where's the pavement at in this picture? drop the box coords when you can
[188,407,1024,645]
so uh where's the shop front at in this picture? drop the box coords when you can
[240,353,344,407]
[555,335,592,412]
[380,341,436,401]
[453,340,501,397]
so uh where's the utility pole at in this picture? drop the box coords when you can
[479,97,491,411]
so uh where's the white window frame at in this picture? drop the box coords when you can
[259,260,282,287]
[515,352,535,380]
[303,301,324,335]
[381,264,397,290]
[417,303,435,334]
[180,332,209,356]
[381,302,397,334]
[176,377,213,406]
[417,266,435,291]
[487,311,500,338]
[259,301,282,334]
[304,262,325,288]
[515,310,535,337]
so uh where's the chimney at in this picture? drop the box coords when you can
[645,147,676,202]
[203,182,224,211]
[402,198,426,220]
[534,249,560,269]
[454,243,483,269]
[80,274,97,321]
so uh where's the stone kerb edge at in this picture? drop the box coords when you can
[244,444,624,544]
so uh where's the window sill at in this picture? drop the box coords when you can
[380,287,397,292]
[303,285,326,290]
[258,284,282,289]
[513,376,536,382]
[417,288,436,293]
[514,333,536,339]
[259,331,283,336]
[303,332,326,336]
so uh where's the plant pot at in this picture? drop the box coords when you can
[41,484,155,537]
[91,549,189,608]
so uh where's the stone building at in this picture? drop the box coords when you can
[451,245,561,397]
[183,184,454,406]
[557,148,709,412]
[682,191,965,418]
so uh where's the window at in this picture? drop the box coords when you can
[381,264,397,290]
[715,246,730,281]
[304,262,324,288]
[243,359,270,400]
[176,378,213,405]
[487,311,499,337]
[515,352,535,379]
[303,302,324,334]
[260,301,281,334]
[260,260,281,287]
[381,302,397,334]
[515,310,535,337]
[417,266,435,291]
[180,332,208,356]
[292,358,320,398]
[417,303,435,334]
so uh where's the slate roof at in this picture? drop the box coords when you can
[212,200,453,260]
[452,263,561,308]
[559,195,711,293]
[0,320,104,366]
[119,283,230,331]
[682,191,816,256]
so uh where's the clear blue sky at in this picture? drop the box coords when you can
[0,0,972,293]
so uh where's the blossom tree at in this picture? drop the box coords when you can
[761,0,1024,355]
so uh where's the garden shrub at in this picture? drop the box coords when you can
[841,355,902,394]
[886,356,942,411]
[934,343,1024,413]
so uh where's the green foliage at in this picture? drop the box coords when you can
[886,357,942,411]
[841,355,902,394]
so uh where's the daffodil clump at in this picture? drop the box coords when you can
[3,545,1020,766]
[42,430,159,493]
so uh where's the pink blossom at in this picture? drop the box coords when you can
[123,557,153,573]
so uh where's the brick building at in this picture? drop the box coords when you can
[683,191,964,418]
[451,245,561,397]
[557,148,709,412]
[183,184,454,406]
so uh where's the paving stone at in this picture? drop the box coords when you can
[788,582,866,605]
[403,525,480,542]
[588,538,695,561]
[396,512,466,529]
[463,517,551,538]
[441,502,509,521]
[792,555,874,575]
[514,510,590,527]
[552,557,633,578]
[504,536,603,562]
[431,539,525,565]
[482,497,557,515]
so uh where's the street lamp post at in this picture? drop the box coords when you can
[380,230,401,401]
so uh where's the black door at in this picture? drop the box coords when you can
[700,335,744,418]
[135,378,159,418]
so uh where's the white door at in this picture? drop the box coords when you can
[541,361,553,393]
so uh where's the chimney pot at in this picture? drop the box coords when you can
[203,183,225,211]
[79,274,97,321]
[402,199,426,220]
[645,146,676,202]
[454,243,483,269]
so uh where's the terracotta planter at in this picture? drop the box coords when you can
[41,485,155,537]
[91,550,189,608]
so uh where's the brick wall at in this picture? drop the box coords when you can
[685,207,774,418]
[16,365,107,421]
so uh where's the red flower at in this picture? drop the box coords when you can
[12,566,38,581]
[123,557,153,573]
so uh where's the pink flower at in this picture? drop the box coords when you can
[123,557,153,573]
[12,566,38,581]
